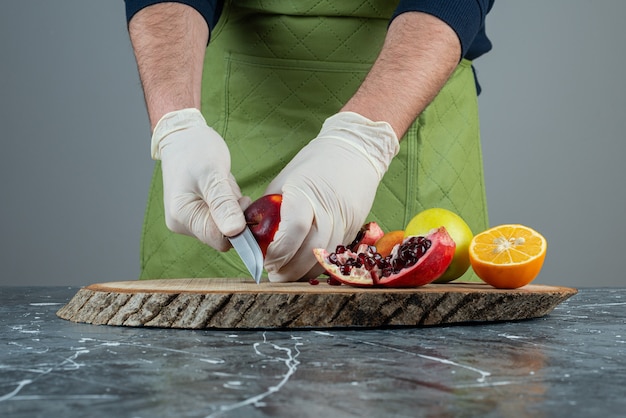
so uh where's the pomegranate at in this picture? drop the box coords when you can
[347,222,384,251]
[313,227,456,288]
[244,194,282,256]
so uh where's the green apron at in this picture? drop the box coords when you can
[139,0,489,281]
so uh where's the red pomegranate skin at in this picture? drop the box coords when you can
[376,228,455,287]
[348,222,384,249]
[244,194,282,256]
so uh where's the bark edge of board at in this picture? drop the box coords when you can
[56,279,577,329]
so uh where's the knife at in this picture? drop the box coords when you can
[228,227,264,284]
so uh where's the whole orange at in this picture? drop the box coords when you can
[374,230,405,257]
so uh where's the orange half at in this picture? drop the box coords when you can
[469,224,547,289]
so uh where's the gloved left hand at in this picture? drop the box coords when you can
[151,108,249,252]
[263,111,400,282]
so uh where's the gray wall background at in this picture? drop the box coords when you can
[1,1,624,288]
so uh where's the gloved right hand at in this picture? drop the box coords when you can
[151,108,248,251]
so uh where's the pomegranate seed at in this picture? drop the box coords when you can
[309,278,320,285]
[339,264,352,275]
[327,277,342,286]
[363,256,377,271]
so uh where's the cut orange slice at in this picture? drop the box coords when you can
[469,224,547,289]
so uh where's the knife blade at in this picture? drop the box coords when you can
[228,227,263,284]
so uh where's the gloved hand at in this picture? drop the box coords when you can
[151,108,248,251]
[264,111,400,282]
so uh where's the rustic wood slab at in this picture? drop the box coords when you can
[56,279,577,329]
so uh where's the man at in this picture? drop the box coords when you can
[125,0,494,282]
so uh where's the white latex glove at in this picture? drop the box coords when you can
[264,111,400,282]
[151,108,248,251]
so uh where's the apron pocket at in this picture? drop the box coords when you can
[220,52,373,197]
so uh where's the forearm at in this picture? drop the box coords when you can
[128,3,208,130]
[341,12,460,139]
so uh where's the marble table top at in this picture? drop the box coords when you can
[1,286,624,418]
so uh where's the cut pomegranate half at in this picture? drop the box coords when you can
[313,227,456,288]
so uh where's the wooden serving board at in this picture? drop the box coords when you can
[56,279,577,329]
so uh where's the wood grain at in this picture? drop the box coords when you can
[56,279,577,329]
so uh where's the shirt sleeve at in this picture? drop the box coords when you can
[124,0,224,32]
[392,0,494,60]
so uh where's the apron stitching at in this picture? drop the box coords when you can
[139,163,162,277]
[405,123,419,225]
[226,58,311,137]
[221,54,232,137]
